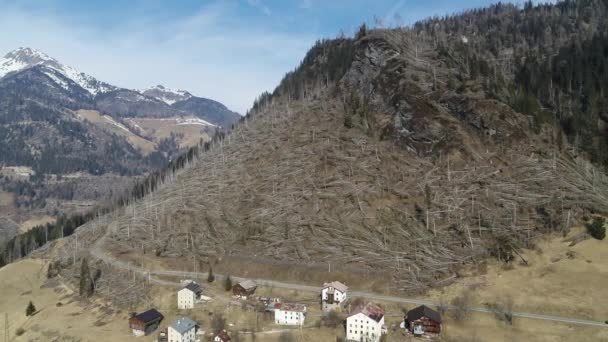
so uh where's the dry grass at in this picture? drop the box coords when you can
[77,110,156,154]
[0,259,144,342]
[19,215,55,233]
[3,249,608,342]
[440,312,608,342]
[127,117,212,148]
[0,190,14,210]
[428,226,608,321]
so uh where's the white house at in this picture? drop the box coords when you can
[321,281,348,311]
[177,281,203,309]
[273,303,307,326]
[346,303,386,342]
[167,317,198,342]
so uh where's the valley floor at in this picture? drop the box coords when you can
[0,259,141,342]
[1,226,607,341]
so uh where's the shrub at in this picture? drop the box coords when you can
[15,328,25,336]
[349,297,365,308]
[436,296,448,315]
[321,310,343,328]
[46,261,61,278]
[279,331,295,342]
[451,290,473,321]
[489,234,520,262]
[211,312,226,332]
[586,217,606,240]
[486,296,514,325]
[25,301,36,316]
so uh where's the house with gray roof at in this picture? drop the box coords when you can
[167,317,198,342]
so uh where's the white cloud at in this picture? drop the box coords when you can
[0,1,314,114]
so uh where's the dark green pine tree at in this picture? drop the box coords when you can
[224,275,233,291]
[207,266,215,283]
[26,301,36,316]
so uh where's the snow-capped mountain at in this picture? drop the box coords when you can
[141,85,193,105]
[0,47,115,95]
[0,47,241,126]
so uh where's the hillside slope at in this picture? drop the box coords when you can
[52,0,608,293]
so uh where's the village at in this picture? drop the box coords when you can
[126,278,443,342]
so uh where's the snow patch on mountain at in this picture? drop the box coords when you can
[41,69,70,91]
[175,117,217,127]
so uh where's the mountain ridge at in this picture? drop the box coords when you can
[0,47,241,125]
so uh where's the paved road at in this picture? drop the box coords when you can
[90,229,608,328]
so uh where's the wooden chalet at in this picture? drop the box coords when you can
[404,305,442,336]
[232,280,257,297]
[129,308,164,336]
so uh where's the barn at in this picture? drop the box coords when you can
[404,305,442,336]
[232,280,257,298]
[129,308,164,336]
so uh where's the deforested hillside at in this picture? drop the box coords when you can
[52,0,608,293]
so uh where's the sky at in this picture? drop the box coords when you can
[0,0,553,114]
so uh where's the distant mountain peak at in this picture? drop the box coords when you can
[141,84,193,105]
[0,47,115,95]
[3,47,56,64]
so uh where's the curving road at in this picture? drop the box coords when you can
[90,229,607,328]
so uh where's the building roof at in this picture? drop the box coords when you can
[133,309,164,324]
[216,329,231,341]
[273,302,307,312]
[237,280,257,291]
[169,317,197,335]
[349,303,385,322]
[406,305,442,324]
[323,281,348,293]
[183,282,203,295]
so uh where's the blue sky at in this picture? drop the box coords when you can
[0,0,551,113]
